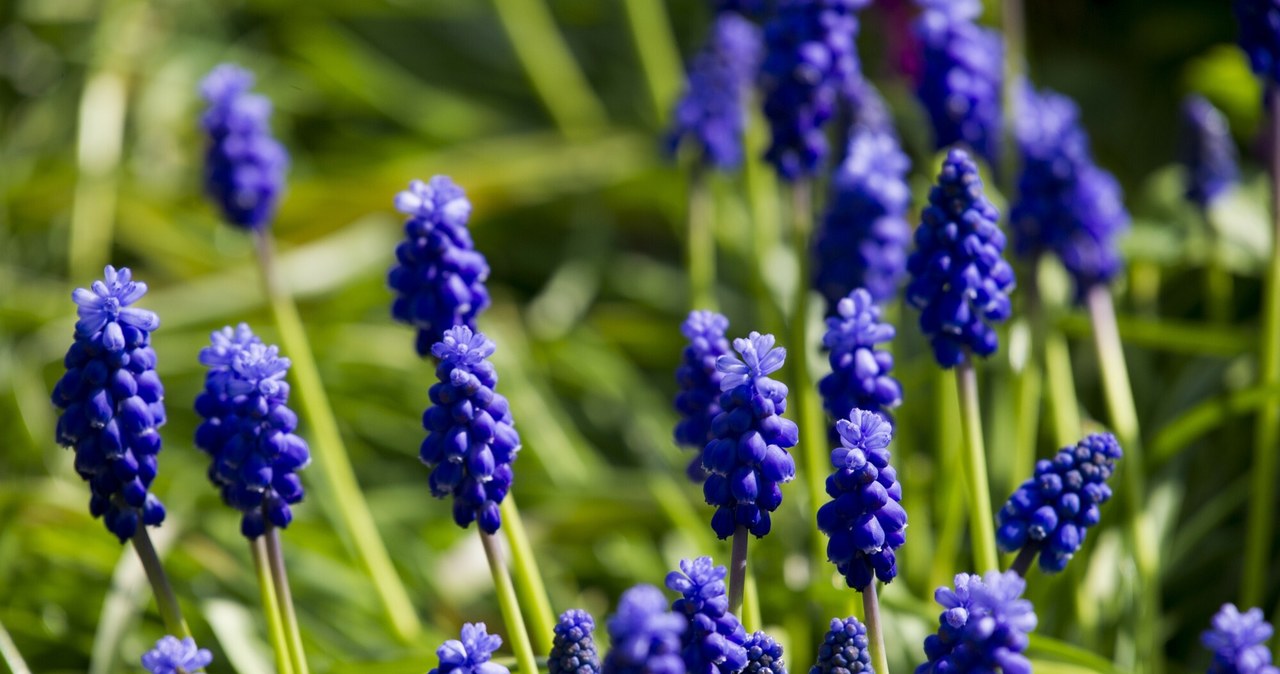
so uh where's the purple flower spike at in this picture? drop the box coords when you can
[668,13,763,170]
[603,585,688,674]
[431,623,510,674]
[675,311,733,482]
[1203,604,1280,674]
[199,64,288,230]
[666,557,749,674]
[918,571,1037,674]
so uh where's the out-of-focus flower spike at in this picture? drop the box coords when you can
[1179,95,1240,209]
[1202,604,1280,674]
[141,635,213,674]
[668,13,762,170]
[602,585,688,674]
[429,623,510,674]
[199,64,288,230]
[675,311,732,482]
[818,290,902,424]
[916,571,1037,674]
[913,0,1003,167]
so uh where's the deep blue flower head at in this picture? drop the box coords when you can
[917,571,1037,674]
[702,332,798,538]
[814,125,912,308]
[194,324,310,538]
[914,0,1003,167]
[141,635,213,674]
[430,623,510,674]
[668,13,763,170]
[1203,604,1280,674]
[666,557,749,674]
[906,149,1015,367]
[552,609,602,674]
[52,266,167,542]
[1235,0,1280,85]
[199,64,288,230]
[816,410,906,590]
[420,326,520,534]
[603,585,688,674]
[742,632,787,674]
[1179,96,1239,209]
[676,311,733,482]
[996,433,1122,573]
[388,176,492,356]
[811,617,872,674]
[818,290,902,426]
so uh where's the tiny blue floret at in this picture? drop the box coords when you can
[1203,604,1280,674]
[430,623,510,674]
[917,571,1037,674]
[141,635,213,674]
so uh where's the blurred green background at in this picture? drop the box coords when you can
[0,0,1275,672]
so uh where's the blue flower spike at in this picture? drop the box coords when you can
[1235,0,1280,86]
[914,0,1003,167]
[812,617,872,674]
[917,571,1037,674]
[1179,95,1239,210]
[141,635,213,674]
[1203,604,1280,674]
[668,13,762,170]
[742,632,787,674]
[666,557,749,674]
[818,290,902,426]
[602,585,688,674]
[430,623,510,674]
[551,609,601,674]
[199,64,288,230]
[675,311,733,482]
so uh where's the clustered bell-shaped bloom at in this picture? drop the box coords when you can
[702,332,799,539]
[675,311,733,482]
[141,635,213,674]
[817,410,907,590]
[1203,604,1280,674]
[818,290,902,426]
[811,617,872,674]
[420,326,520,534]
[668,13,763,170]
[389,176,492,356]
[996,433,1122,573]
[1179,95,1239,209]
[430,623,510,674]
[199,64,288,230]
[1234,0,1280,86]
[551,609,602,674]
[1011,85,1128,300]
[194,324,310,538]
[52,266,167,542]
[666,557,749,674]
[603,585,688,674]
[905,148,1015,367]
[742,632,787,674]
[914,0,1003,168]
[917,572,1037,674]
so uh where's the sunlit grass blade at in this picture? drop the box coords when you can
[622,0,683,124]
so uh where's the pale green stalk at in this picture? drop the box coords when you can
[499,498,555,654]
[688,164,717,311]
[266,527,309,674]
[955,359,999,573]
[1043,331,1081,447]
[251,537,295,674]
[131,528,191,640]
[481,531,539,674]
[931,369,966,588]
[0,616,30,674]
[862,583,890,674]
[622,0,683,123]
[741,573,762,633]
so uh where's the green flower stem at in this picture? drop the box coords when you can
[1203,204,1232,324]
[741,571,762,633]
[252,230,421,642]
[131,527,191,640]
[955,359,999,573]
[499,497,556,654]
[481,531,539,674]
[931,369,966,588]
[1043,331,1081,447]
[622,0,683,124]
[688,164,717,311]
[266,527,310,674]
[0,616,30,674]
[251,536,295,674]
[862,583,890,674]
[728,525,749,618]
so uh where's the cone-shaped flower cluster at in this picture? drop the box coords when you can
[1011,85,1128,300]
[551,610,602,674]
[141,636,213,674]
[195,324,310,538]
[817,410,906,590]
[906,149,1015,367]
[1203,604,1280,674]
[996,433,1122,573]
[430,623,510,674]
[675,311,733,482]
[702,332,798,539]
[818,290,902,425]
[53,266,167,542]
[603,585,688,674]
[668,13,762,170]
[389,176,492,356]
[914,0,1003,167]
[199,64,288,230]
[811,617,872,674]
[666,557,749,674]
[742,632,786,674]
[917,572,1037,674]
[1234,0,1280,85]
[420,326,520,534]
[1179,96,1239,209]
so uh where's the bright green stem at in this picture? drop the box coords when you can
[500,498,556,654]
[252,231,421,642]
[481,531,539,674]
[266,527,310,674]
[728,526,748,618]
[688,164,717,311]
[741,572,762,633]
[1043,331,1081,447]
[131,528,191,640]
[251,537,295,674]
[931,369,966,588]
[0,616,30,674]
[622,0,683,123]
[1011,338,1041,494]
[955,360,999,573]
[862,583,890,674]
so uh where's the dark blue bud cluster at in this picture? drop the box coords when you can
[1234,0,1280,86]
[668,13,762,170]
[666,557,748,674]
[742,632,786,674]
[430,623,510,674]
[913,0,1003,167]
[199,64,288,230]
[818,290,902,425]
[1179,95,1239,209]
[551,609,601,674]
[1203,604,1280,674]
[603,585,688,674]
[675,311,733,482]
[811,617,872,674]
[918,572,1037,674]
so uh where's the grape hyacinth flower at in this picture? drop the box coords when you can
[1234,0,1280,86]
[141,635,213,674]
[702,332,798,538]
[811,617,872,674]
[199,64,288,230]
[668,13,762,170]
[675,311,733,482]
[818,290,902,425]
[666,557,749,674]
[742,632,786,674]
[52,266,167,542]
[917,572,1037,674]
[420,326,520,534]
[551,610,601,674]
[1179,96,1239,209]
[914,0,1003,167]
[997,433,1122,574]
[906,148,1015,367]
[1203,604,1280,674]
[389,176,492,356]
[429,623,510,674]
[194,324,310,538]
[602,585,688,674]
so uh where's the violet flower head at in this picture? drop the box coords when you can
[388,176,492,356]
[430,623,509,674]
[675,311,733,482]
[1179,95,1239,209]
[551,610,601,674]
[666,557,749,674]
[742,632,787,674]
[141,636,213,674]
[818,289,902,426]
[668,13,763,170]
[1203,604,1280,674]
[905,149,1015,368]
[703,332,798,538]
[913,0,1003,167]
[811,617,872,674]
[1235,0,1280,86]
[918,571,1037,674]
[420,326,520,533]
[199,64,288,230]
[52,266,167,542]
[603,585,688,674]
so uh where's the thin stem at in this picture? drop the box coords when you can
[481,531,539,674]
[862,583,890,674]
[742,572,762,633]
[955,359,999,573]
[687,164,717,311]
[251,537,295,674]
[621,0,683,123]
[131,528,191,639]
[931,368,967,589]
[499,498,556,654]
[0,616,31,674]
[1043,331,1082,447]
[728,526,749,618]
[266,527,309,674]
[1008,544,1040,578]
